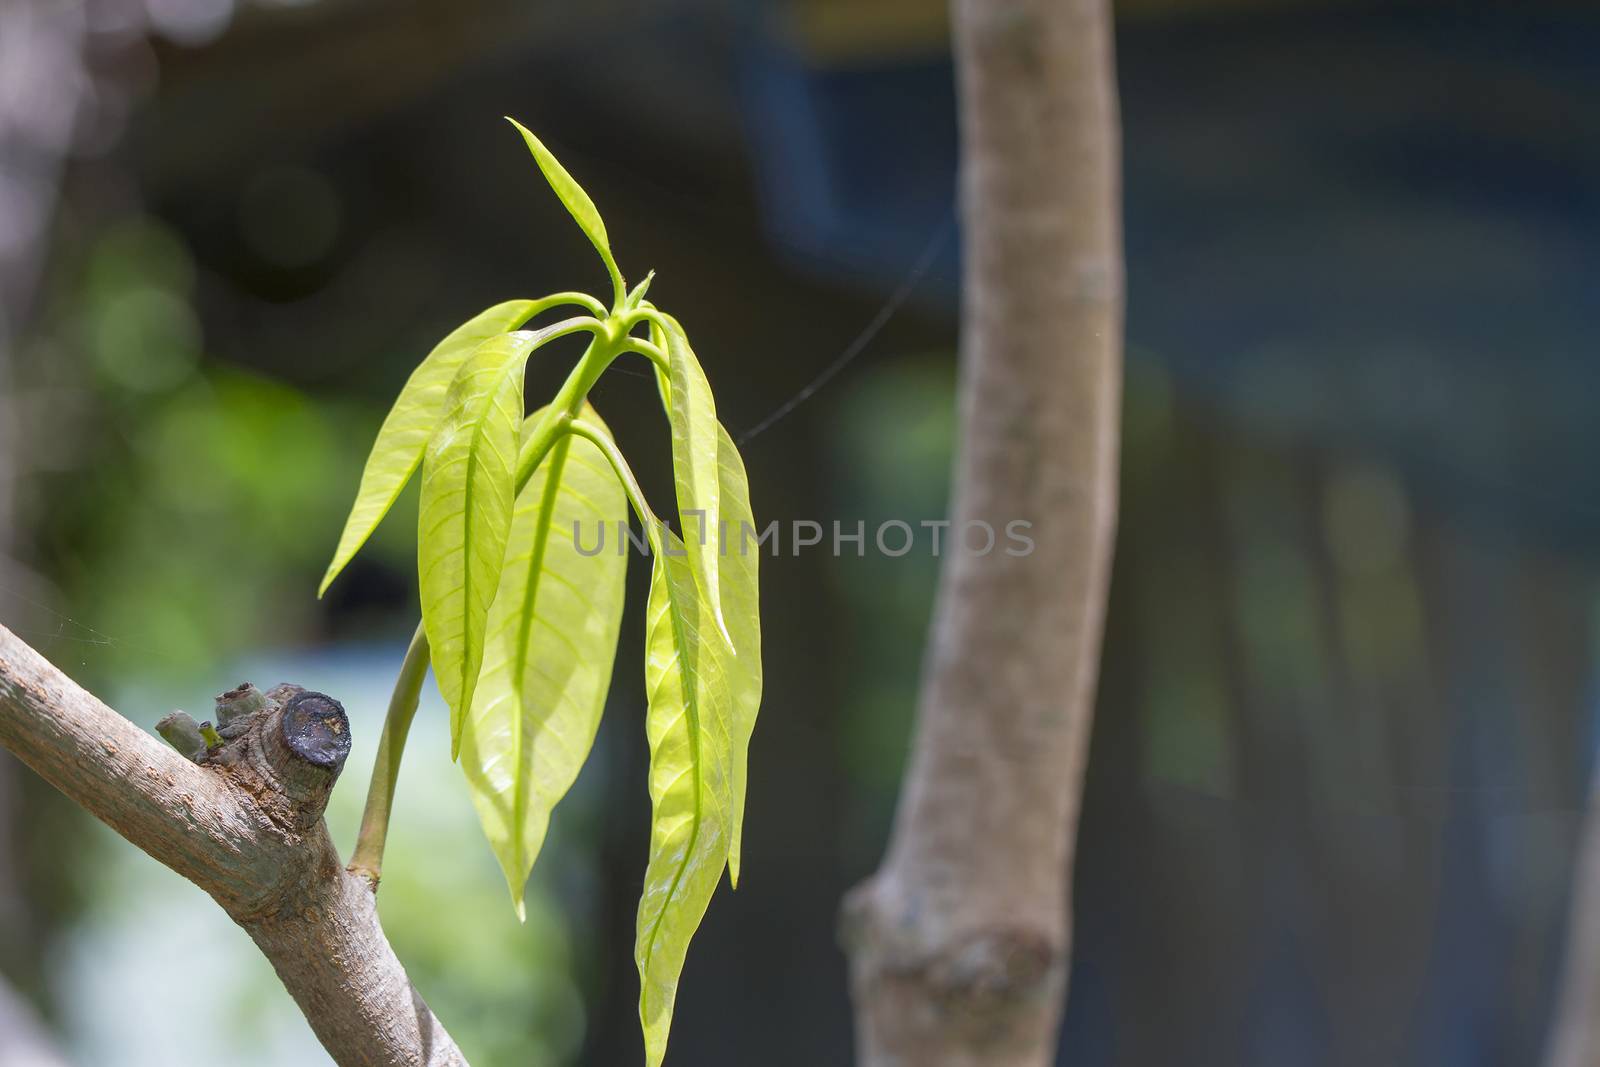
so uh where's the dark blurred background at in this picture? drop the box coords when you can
[2,0,1598,1064]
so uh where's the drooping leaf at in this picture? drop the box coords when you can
[662,318,731,648]
[636,532,735,1067]
[507,118,620,291]
[319,300,538,596]
[460,405,628,918]
[714,423,762,887]
[419,331,536,753]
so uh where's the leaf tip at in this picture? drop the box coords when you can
[317,558,343,599]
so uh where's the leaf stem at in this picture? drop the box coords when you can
[622,304,673,336]
[621,338,669,371]
[567,418,658,533]
[606,259,627,316]
[515,321,628,490]
[348,622,430,885]
[532,291,608,320]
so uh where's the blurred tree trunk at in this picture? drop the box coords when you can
[841,0,1123,1064]
[0,8,91,1060]
[0,978,70,1067]
[1548,793,1600,1067]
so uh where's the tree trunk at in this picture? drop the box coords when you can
[0,626,468,1066]
[0,975,71,1067]
[841,0,1123,1064]
[1547,782,1600,1067]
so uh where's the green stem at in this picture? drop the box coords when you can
[605,256,627,314]
[515,321,628,489]
[348,623,430,884]
[623,304,673,336]
[623,307,677,407]
[621,337,668,371]
[532,290,608,320]
[567,417,658,533]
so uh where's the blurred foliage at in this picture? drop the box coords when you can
[827,357,953,856]
[20,214,401,683]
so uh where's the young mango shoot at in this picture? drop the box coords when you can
[320,118,763,1067]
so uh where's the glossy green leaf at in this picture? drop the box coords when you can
[662,317,731,648]
[460,406,628,918]
[418,331,535,754]
[319,300,538,596]
[714,423,762,888]
[636,531,735,1067]
[507,118,620,292]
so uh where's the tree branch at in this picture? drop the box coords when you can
[0,623,468,1066]
[0,976,71,1067]
[843,0,1123,1064]
[1546,778,1600,1067]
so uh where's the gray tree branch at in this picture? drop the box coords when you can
[0,624,467,1067]
[1547,779,1600,1067]
[0,974,71,1067]
[842,0,1123,1063]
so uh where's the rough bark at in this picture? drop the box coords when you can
[0,624,467,1066]
[842,0,1123,1064]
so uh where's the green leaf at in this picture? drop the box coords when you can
[662,318,731,648]
[636,531,735,1067]
[626,270,655,310]
[319,300,538,596]
[714,423,762,888]
[418,330,536,754]
[506,117,621,295]
[460,406,628,918]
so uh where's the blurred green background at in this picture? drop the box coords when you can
[2,1,1599,1065]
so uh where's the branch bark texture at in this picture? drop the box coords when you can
[843,0,1122,1064]
[0,624,467,1066]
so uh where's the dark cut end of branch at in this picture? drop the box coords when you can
[280,692,351,772]
[195,682,351,835]
[158,685,349,779]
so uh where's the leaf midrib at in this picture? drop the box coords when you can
[640,558,704,1014]
[456,354,521,714]
[510,436,573,877]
